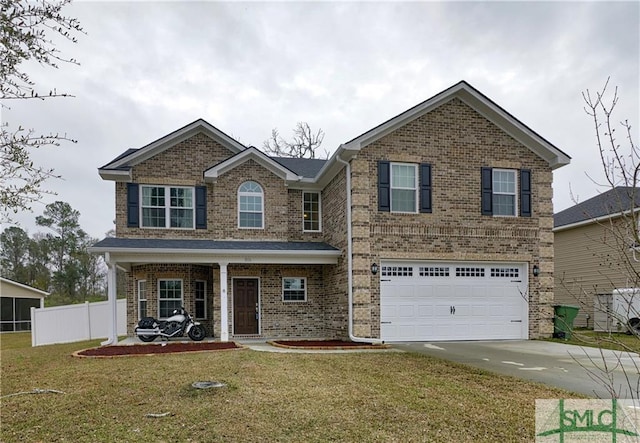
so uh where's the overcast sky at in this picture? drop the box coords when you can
[4,0,639,239]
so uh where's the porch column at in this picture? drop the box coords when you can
[101,253,118,346]
[219,262,229,342]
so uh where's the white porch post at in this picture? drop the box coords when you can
[101,252,118,346]
[219,262,229,342]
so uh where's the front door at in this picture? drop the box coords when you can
[233,278,259,335]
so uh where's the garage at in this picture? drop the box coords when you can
[380,261,529,341]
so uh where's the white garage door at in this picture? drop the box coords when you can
[380,261,528,341]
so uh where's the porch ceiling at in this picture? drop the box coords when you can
[89,238,342,269]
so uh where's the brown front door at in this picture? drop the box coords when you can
[233,278,259,335]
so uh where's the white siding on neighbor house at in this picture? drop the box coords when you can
[31,299,127,346]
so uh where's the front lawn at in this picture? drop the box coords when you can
[1,333,578,442]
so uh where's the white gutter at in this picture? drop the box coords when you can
[336,149,383,344]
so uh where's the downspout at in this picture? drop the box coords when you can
[336,150,384,344]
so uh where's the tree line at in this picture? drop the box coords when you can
[1,201,106,305]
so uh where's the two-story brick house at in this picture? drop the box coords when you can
[91,81,570,344]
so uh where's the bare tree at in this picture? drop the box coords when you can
[262,122,327,159]
[1,0,84,222]
[557,78,640,399]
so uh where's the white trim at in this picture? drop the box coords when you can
[237,181,264,229]
[0,277,50,297]
[282,277,307,302]
[103,119,245,171]
[492,168,518,217]
[390,162,419,213]
[231,277,261,336]
[302,191,322,232]
[194,279,207,320]
[157,278,184,319]
[204,147,301,183]
[137,279,147,320]
[140,185,195,229]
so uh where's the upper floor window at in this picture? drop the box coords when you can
[492,169,517,216]
[141,186,194,228]
[481,167,531,217]
[238,181,264,229]
[303,192,321,232]
[391,163,418,213]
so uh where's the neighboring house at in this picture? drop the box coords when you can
[0,277,47,332]
[91,80,570,344]
[554,187,640,328]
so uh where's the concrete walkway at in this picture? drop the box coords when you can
[394,340,640,398]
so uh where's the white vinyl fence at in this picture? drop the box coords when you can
[31,299,127,346]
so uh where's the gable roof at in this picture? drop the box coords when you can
[341,80,571,170]
[554,187,640,230]
[99,119,246,181]
[203,147,302,183]
[0,277,49,297]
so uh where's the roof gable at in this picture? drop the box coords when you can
[342,80,571,170]
[554,187,640,230]
[0,277,49,297]
[204,147,302,183]
[99,119,246,181]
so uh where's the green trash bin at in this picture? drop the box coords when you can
[553,305,580,339]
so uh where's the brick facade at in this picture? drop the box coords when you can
[104,87,563,342]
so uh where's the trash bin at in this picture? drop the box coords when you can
[553,305,580,339]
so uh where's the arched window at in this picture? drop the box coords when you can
[238,181,264,228]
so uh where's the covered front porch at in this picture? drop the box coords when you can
[90,238,344,344]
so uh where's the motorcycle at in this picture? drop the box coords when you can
[135,307,206,342]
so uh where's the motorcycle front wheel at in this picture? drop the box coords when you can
[138,334,157,342]
[188,325,206,341]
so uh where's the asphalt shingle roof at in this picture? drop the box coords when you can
[271,157,327,179]
[92,237,339,252]
[554,186,640,228]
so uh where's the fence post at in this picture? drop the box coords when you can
[85,301,92,339]
[30,306,37,347]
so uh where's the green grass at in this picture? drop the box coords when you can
[546,329,640,353]
[1,333,579,442]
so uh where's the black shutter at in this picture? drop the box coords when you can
[195,186,207,229]
[419,163,432,213]
[378,161,390,212]
[520,169,531,217]
[481,167,493,216]
[127,183,139,227]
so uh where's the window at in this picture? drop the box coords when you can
[303,192,321,231]
[238,181,264,228]
[283,277,306,302]
[391,163,418,213]
[492,169,517,216]
[138,280,147,319]
[456,267,485,277]
[158,279,183,318]
[490,268,519,278]
[419,267,450,277]
[0,297,41,332]
[381,266,413,277]
[195,280,207,320]
[141,186,194,228]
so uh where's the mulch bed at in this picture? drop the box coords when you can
[270,340,389,350]
[74,341,242,358]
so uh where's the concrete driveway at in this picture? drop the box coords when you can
[394,340,640,398]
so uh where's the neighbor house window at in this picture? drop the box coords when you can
[195,280,207,320]
[492,169,517,216]
[238,181,264,228]
[0,297,41,332]
[391,163,418,213]
[141,185,194,228]
[303,192,321,232]
[138,280,147,319]
[282,277,306,302]
[158,279,183,318]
